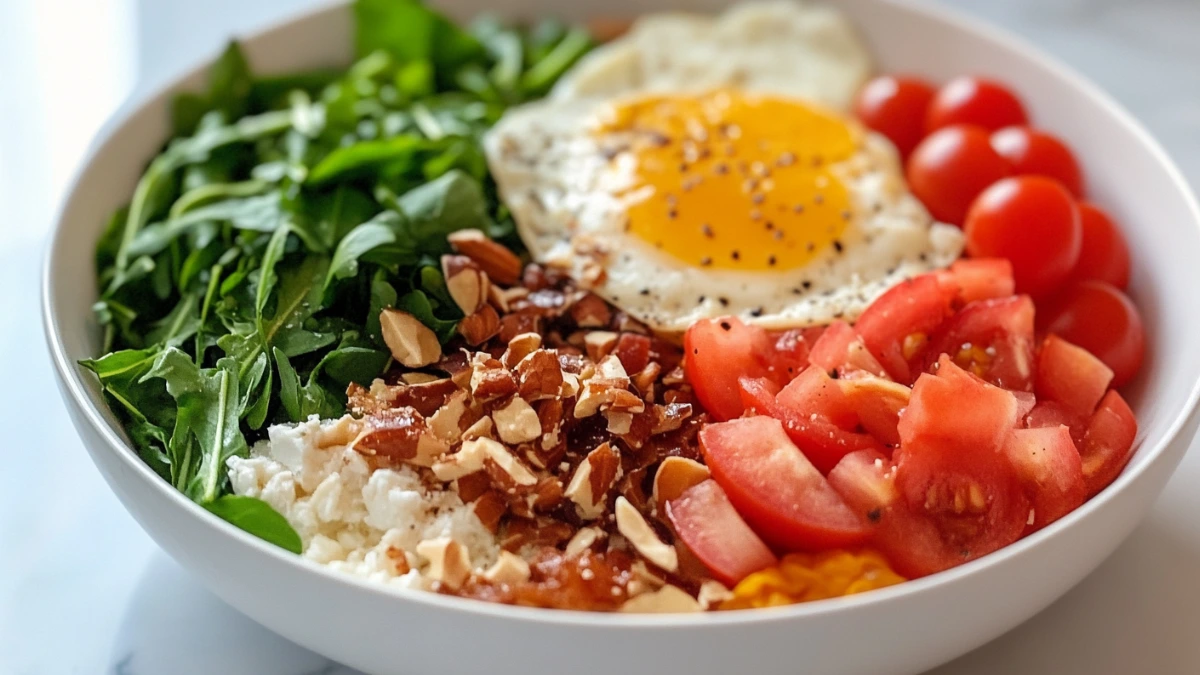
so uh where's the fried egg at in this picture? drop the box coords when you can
[484,2,964,334]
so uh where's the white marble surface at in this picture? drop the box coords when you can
[3,0,1200,673]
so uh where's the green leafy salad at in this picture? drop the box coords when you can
[82,0,594,551]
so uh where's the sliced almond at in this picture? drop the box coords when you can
[448,229,523,286]
[442,254,490,314]
[432,437,536,486]
[482,551,531,585]
[564,527,605,557]
[697,580,734,610]
[652,457,711,508]
[380,309,442,367]
[492,396,542,445]
[416,537,472,590]
[619,585,700,614]
[615,496,678,573]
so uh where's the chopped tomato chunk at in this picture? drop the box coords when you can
[1078,390,1138,496]
[667,480,778,587]
[899,356,1019,451]
[740,376,887,474]
[920,295,1036,391]
[807,321,889,379]
[1035,335,1114,418]
[937,258,1015,304]
[1003,426,1085,530]
[700,416,870,550]
[856,274,958,383]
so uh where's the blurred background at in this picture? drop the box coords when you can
[2,1,1199,673]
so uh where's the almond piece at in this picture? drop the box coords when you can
[380,309,441,367]
[401,372,443,385]
[459,304,501,346]
[492,396,542,444]
[502,332,543,369]
[432,437,536,486]
[605,410,634,435]
[442,254,490,314]
[697,580,734,610]
[483,551,531,585]
[428,390,470,443]
[416,537,472,590]
[564,527,605,557]
[517,350,564,401]
[570,292,613,328]
[619,585,700,614]
[652,457,711,509]
[448,229,523,286]
[564,442,622,520]
[615,497,678,573]
[583,331,619,362]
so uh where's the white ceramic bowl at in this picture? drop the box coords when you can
[43,1,1200,674]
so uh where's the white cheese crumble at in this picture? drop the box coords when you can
[227,416,499,589]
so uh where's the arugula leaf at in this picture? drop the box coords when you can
[324,211,407,289]
[143,349,248,502]
[397,289,459,342]
[128,192,286,259]
[354,0,485,80]
[395,169,493,244]
[307,135,426,184]
[205,495,303,554]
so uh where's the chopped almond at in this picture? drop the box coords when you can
[379,309,441,367]
[448,229,523,286]
[615,497,678,573]
[459,304,501,346]
[619,585,700,613]
[442,254,490,314]
[416,538,472,590]
[492,396,542,444]
[483,551,531,585]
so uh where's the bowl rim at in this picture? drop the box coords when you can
[42,0,1200,628]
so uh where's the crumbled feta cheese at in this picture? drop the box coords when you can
[227,415,499,587]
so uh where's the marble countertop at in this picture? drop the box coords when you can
[3,1,1200,673]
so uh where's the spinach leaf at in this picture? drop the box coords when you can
[205,495,303,554]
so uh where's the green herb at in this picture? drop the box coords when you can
[205,495,304,553]
[84,0,593,553]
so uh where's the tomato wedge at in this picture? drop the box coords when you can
[894,357,1028,562]
[740,376,887,474]
[808,321,890,379]
[667,480,778,587]
[856,274,958,383]
[684,317,823,421]
[937,258,1015,304]
[1078,390,1138,496]
[838,376,911,447]
[700,416,870,550]
[827,450,960,578]
[1035,335,1114,418]
[920,295,1036,391]
[1003,426,1085,530]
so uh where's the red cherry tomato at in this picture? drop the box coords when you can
[854,75,937,159]
[907,125,1012,226]
[1035,334,1114,418]
[1078,390,1138,496]
[926,76,1029,133]
[990,126,1085,197]
[964,176,1082,298]
[666,480,778,587]
[699,416,870,550]
[1068,202,1132,289]
[855,273,958,383]
[1039,281,1145,388]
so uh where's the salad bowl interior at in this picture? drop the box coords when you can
[43,0,1200,674]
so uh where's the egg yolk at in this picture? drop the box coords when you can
[596,90,858,271]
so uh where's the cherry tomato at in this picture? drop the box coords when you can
[1068,202,1132,289]
[854,75,937,159]
[699,416,870,550]
[907,125,1012,226]
[1039,281,1145,387]
[990,126,1085,197]
[925,76,1029,133]
[1035,335,1114,418]
[1003,426,1085,531]
[964,176,1082,298]
[667,480,778,587]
